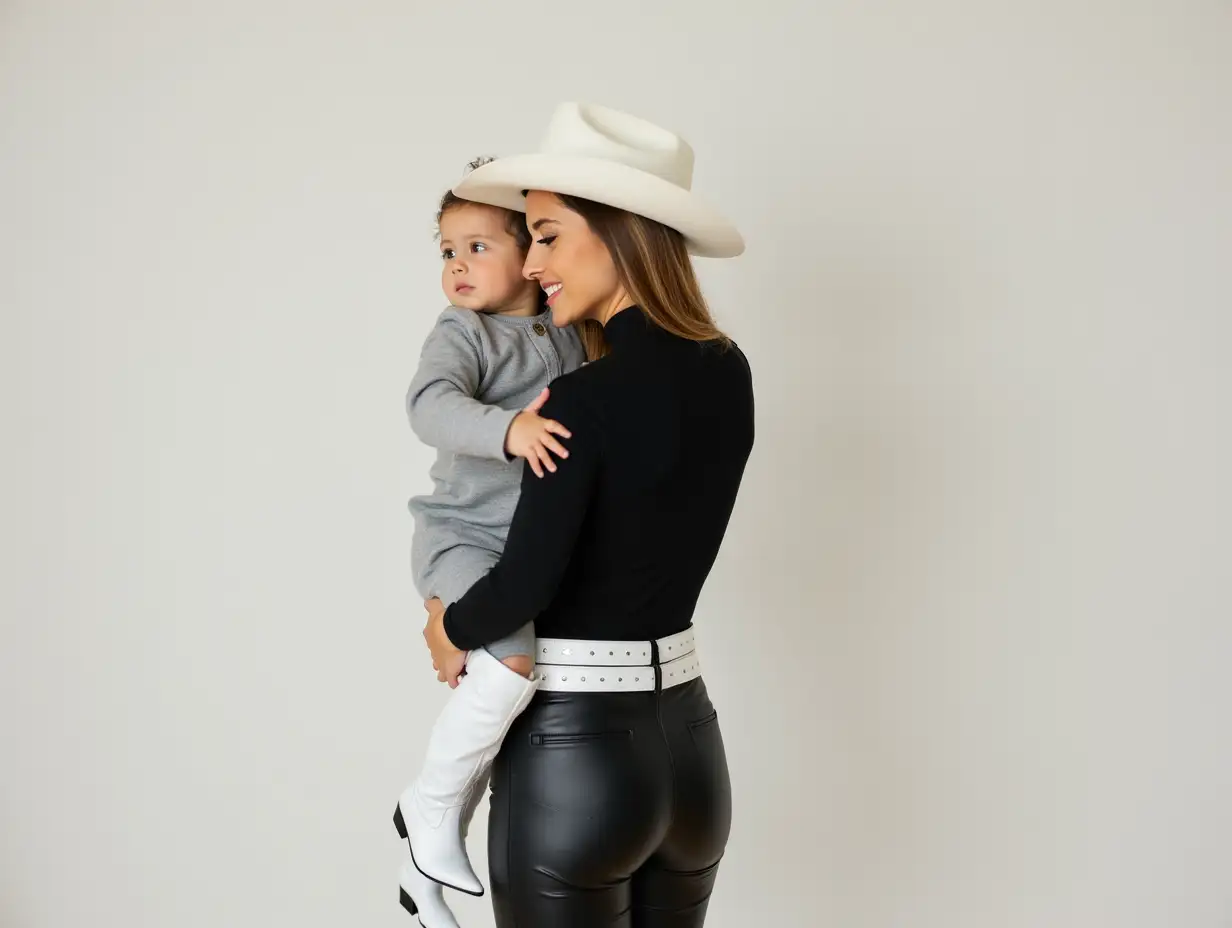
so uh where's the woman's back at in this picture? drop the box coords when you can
[439,305,754,653]
[536,306,755,641]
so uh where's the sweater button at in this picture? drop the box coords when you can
[532,323,546,336]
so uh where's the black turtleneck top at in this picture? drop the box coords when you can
[442,305,755,652]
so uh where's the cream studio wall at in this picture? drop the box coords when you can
[2,2,1230,927]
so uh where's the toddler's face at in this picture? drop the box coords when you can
[439,204,536,314]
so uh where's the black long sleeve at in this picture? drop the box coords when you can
[442,379,602,649]
[442,306,754,652]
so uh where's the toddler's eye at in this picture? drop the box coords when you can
[441,248,455,260]
[470,242,487,253]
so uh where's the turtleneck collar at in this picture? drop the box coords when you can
[602,305,653,348]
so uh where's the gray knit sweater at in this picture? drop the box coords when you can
[406,305,587,598]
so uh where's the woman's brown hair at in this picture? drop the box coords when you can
[553,194,731,360]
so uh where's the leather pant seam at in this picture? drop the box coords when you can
[651,642,679,841]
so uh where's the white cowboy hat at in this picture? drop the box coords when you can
[451,102,744,259]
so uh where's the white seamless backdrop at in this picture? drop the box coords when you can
[2,3,1230,927]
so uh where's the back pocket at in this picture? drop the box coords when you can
[687,710,719,735]
[530,730,633,747]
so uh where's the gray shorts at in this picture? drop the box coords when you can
[415,542,534,663]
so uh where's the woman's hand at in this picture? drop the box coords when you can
[424,597,468,687]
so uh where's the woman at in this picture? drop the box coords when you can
[423,101,754,928]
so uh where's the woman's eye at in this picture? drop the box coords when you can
[536,235,557,247]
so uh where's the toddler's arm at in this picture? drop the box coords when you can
[406,312,516,460]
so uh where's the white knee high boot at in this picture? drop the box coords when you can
[398,858,460,928]
[394,648,538,896]
[458,765,491,843]
[396,765,493,928]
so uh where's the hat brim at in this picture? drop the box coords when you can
[452,154,744,259]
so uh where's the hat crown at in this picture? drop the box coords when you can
[539,102,695,191]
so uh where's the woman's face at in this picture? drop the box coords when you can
[521,190,631,326]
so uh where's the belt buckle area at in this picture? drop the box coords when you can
[532,630,700,693]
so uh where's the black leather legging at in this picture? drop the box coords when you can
[487,677,732,927]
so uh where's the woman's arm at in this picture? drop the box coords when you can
[441,378,601,650]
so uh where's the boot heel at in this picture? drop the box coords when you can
[399,886,418,916]
[393,804,408,840]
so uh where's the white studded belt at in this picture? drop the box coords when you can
[533,628,701,692]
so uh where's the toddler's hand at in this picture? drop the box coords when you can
[504,388,572,478]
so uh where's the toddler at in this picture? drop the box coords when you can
[392,160,586,927]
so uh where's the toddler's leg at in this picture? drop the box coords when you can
[482,621,537,679]
[394,650,538,895]
[395,549,540,916]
